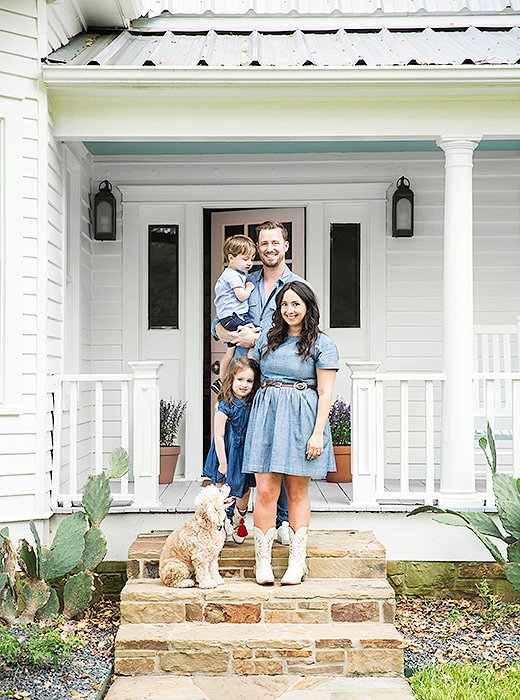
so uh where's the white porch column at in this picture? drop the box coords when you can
[128,361,163,508]
[437,137,481,506]
[347,361,380,508]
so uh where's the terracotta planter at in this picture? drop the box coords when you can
[327,445,352,483]
[159,446,181,484]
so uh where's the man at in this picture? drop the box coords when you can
[214,220,308,545]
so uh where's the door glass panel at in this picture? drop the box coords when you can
[330,223,360,328]
[224,224,244,238]
[148,224,179,329]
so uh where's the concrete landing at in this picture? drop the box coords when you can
[105,674,415,699]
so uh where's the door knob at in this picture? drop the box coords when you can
[211,361,220,375]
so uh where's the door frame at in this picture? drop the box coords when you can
[120,182,389,479]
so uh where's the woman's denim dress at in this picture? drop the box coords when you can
[242,332,339,478]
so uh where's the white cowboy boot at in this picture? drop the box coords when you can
[280,526,308,585]
[254,526,276,585]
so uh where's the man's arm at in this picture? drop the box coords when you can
[215,321,259,348]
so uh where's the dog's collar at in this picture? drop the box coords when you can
[216,524,222,531]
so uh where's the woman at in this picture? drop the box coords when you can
[242,280,339,585]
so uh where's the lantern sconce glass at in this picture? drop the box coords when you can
[93,180,116,241]
[392,176,414,238]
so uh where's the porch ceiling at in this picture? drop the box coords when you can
[83,139,520,155]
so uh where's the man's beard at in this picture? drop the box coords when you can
[260,254,284,268]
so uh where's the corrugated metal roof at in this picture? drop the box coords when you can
[141,1,520,16]
[45,27,520,66]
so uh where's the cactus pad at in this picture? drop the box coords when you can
[82,474,112,525]
[42,512,87,581]
[19,579,50,624]
[17,540,38,579]
[35,587,60,621]
[80,527,107,573]
[0,574,16,626]
[107,447,131,479]
[63,572,93,619]
[493,472,520,539]
[30,521,42,578]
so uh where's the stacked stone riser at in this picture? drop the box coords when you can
[115,622,404,677]
[118,530,405,678]
[120,580,395,625]
[127,531,387,582]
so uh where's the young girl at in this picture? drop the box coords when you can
[203,357,260,543]
[212,235,259,394]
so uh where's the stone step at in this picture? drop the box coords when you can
[115,622,405,677]
[105,675,416,699]
[127,530,386,581]
[120,578,395,625]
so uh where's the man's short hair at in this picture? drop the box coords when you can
[255,220,289,242]
[223,235,256,260]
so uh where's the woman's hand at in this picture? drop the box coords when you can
[306,432,324,460]
[219,463,228,477]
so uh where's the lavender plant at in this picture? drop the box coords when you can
[160,399,187,447]
[328,398,351,446]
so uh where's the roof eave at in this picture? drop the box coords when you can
[43,64,520,91]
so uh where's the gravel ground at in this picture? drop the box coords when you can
[395,597,520,674]
[0,601,119,700]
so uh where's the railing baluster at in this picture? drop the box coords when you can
[425,380,435,503]
[400,380,409,492]
[375,379,384,496]
[120,380,129,496]
[484,378,496,507]
[95,381,103,475]
[52,380,63,508]
[70,381,78,502]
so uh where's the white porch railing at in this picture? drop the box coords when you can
[349,362,520,509]
[51,361,162,510]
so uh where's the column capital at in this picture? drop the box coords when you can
[436,136,481,152]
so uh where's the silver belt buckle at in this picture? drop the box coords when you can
[294,381,307,391]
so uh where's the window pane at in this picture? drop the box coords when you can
[224,225,244,238]
[330,223,360,328]
[149,225,179,329]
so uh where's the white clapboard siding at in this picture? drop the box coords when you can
[0,0,48,522]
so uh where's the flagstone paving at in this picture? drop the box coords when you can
[105,674,415,699]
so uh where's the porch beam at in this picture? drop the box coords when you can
[437,136,481,507]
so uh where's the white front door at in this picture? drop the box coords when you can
[210,207,305,388]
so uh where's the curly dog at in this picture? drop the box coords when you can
[159,484,232,588]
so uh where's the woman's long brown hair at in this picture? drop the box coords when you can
[220,357,260,405]
[264,281,320,361]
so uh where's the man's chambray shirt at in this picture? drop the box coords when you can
[212,266,306,355]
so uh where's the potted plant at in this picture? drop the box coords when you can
[327,398,351,483]
[159,398,187,484]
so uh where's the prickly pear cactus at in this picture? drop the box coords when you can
[19,579,51,624]
[29,521,42,579]
[0,573,17,626]
[17,540,37,579]
[35,587,60,622]
[63,572,93,619]
[80,527,107,573]
[82,474,112,526]
[42,512,87,581]
[107,447,131,479]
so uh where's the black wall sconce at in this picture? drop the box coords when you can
[93,180,116,241]
[392,176,414,238]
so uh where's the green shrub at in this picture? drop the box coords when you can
[0,620,82,666]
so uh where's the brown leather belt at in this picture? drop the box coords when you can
[261,380,316,392]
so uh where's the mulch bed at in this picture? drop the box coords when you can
[395,597,520,674]
[0,601,119,700]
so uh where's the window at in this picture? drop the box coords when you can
[148,225,179,329]
[330,223,360,328]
